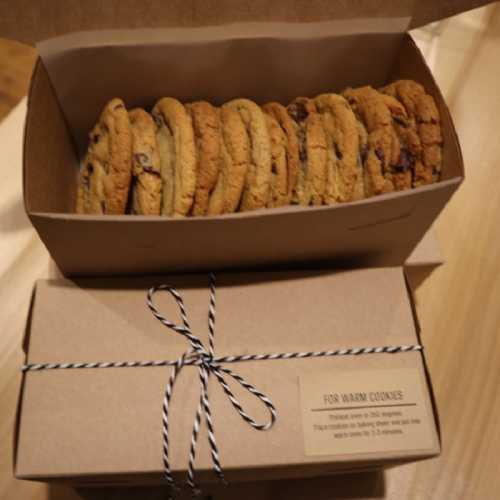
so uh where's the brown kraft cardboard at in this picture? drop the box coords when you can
[23,23,462,275]
[15,267,440,484]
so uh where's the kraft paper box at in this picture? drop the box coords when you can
[8,0,492,275]
[15,267,440,485]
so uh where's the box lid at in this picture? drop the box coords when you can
[15,267,440,483]
[0,0,493,45]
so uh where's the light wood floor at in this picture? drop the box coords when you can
[1,6,500,499]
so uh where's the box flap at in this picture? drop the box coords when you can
[409,0,495,29]
[16,268,440,481]
[1,0,415,45]
[1,0,494,45]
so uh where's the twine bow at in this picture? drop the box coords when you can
[147,273,276,497]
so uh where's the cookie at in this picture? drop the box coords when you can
[129,108,162,215]
[262,102,299,204]
[287,97,327,205]
[76,98,132,214]
[208,106,250,215]
[379,93,421,191]
[380,80,442,186]
[314,93,361,203]
[353,118,368,200]
[222,99,271,211]
[185,101,222,216]
[152,97,196,216]
[342,86,398,196]
[264,113,288,207]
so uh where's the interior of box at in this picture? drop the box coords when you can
[24,30,463,216]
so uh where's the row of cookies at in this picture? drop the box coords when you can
[76,79,442,215]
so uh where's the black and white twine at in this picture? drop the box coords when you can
[22,273,423,498]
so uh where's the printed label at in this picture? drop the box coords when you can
[299,369,436,456]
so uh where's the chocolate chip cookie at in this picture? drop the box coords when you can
[208,106,249,215]
[222,99,271,211]
[342,86,398,196]
[287,97,327,205]
[264,113,288,207]
[379,93,422,191]
[185,101,222,216]
[262,102,299,205]
[353,118,368,200]
[152,97,197,216]
[76,98,132,214]
[380,79,442,186]
[314,93,362,203]
[129,108,162,215]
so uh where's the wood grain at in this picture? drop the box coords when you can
[1,5,500,499]
[0,38,36,121]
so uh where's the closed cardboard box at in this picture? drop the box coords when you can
[15,268,440,485]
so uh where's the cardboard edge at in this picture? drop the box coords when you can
[12,283,38,476]
[16,455,438,485]
[22,57,41,213]
[26,177,463,221]
[403,273,442,453]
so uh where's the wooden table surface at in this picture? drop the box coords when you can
[1,6,500,499]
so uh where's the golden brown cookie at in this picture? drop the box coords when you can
[342,86,398,196]
[129,108,161,215]
[380,80,442,186]
[262,102,299,204]
[264,113,288,207]
[287,97,327,205]
[353,118,368,200]
[152,97,196,216]
[76,98,132,214]
[314,93,361,203]
[379,93,421,191]
[185,101,222,216]
[207,107,249,215]
[222,99,271,211]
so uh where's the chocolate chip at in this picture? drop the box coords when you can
[87,163,94,174]
[92,134,100,144]
[334,143,343,160]
[299,146,307,162]
[393,116,408,128]
[143,166,160,176]
[360,144,368,163]
[394,148,413,173]
[375,147,385,164]
[134,153,150,167]
[271,162,278,174]
[288,103,308,123]
[153,113,164,128]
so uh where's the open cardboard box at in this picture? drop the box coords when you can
[13,1,490,276]
[3,0,491,491]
